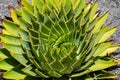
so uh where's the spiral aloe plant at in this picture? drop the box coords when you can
[0,0,119,80]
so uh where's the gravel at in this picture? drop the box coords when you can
[0,0,120,80]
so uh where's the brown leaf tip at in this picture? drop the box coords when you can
[8,5,15,10]
[5,16,13,22]
[0,18,4,22]
[96,10,101,17]
[0,26,3,34]
[17,0,24,7]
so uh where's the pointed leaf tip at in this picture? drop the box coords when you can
[17,0,23,7]
[8,5,15,10]
[92,12,109,33]
[5,16,13,21]
[0,18,4,22]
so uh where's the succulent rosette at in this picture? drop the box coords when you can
[0,0,119,80]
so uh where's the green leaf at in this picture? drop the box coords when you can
[0,34,21,45]
[31,21,40,31]
[34,8,44,22]
[60,66,73,74]
[50,60,64,72]
[70,70,91,77]
[66,17,75,31]
[80,76,93,80]
[2,20,19,36]
[64,0,72,12]
[98,27,116,43]
[79,70,117,80]
[21,7,36,22]
[32,0,44,12]
[59,17,70,33]
[12,54,29,66]
[99,45,120,56]
[21,0,34,12]
[89,2,98,22]
[0,49,10,60]
[89,59,118,71]
[95,70,117,79]
[28,29,39,38]
[61,55,73,66]
[48,70,62,78]
[9,8,21,24]
[92,12,108,33]
[3,65,26,79]
[0,58,19,70]
[35,69,49,78]
[74,0,86,16]
[9,8,31,31]
[37,51,47,62]
[24,75,41,80]
[47,0,59,12]
[61,0,66,8]
[88,16,98,31]
[83,3,91,16]
[41,62,53,71]
[19,29,29,41]
[85,78,93,80]
[76,59,95,71]
[93,42,111,57]
[17,18,32,31]
[4,44,24,54]
[22,65,37,76]
[40,23,50,37]
[93,26,109,45]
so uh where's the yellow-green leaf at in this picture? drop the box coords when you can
[21,7,36,22]
[12,54,29,66]
[95,70,117,79]
[4,44,24,54]
[9,8,19,24]
[2,20,19,36]
[21,0,34,12]
[99,46,120,56]
[98,27,116,43]
[92,12,108,33]
[93,42,111,57]
[84,3,91,16]
[89,2,98,22]
[64,0,72,12]
[0,34,21,45]
[3,65,26,79]
[0,49,10,60]
[35,69,49,78]
[0,58,18,70]
[89,59,118,71]
[22,65,37,76]
[32,0,44,12]
[74,0,86,16]
[48,70,62,78]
